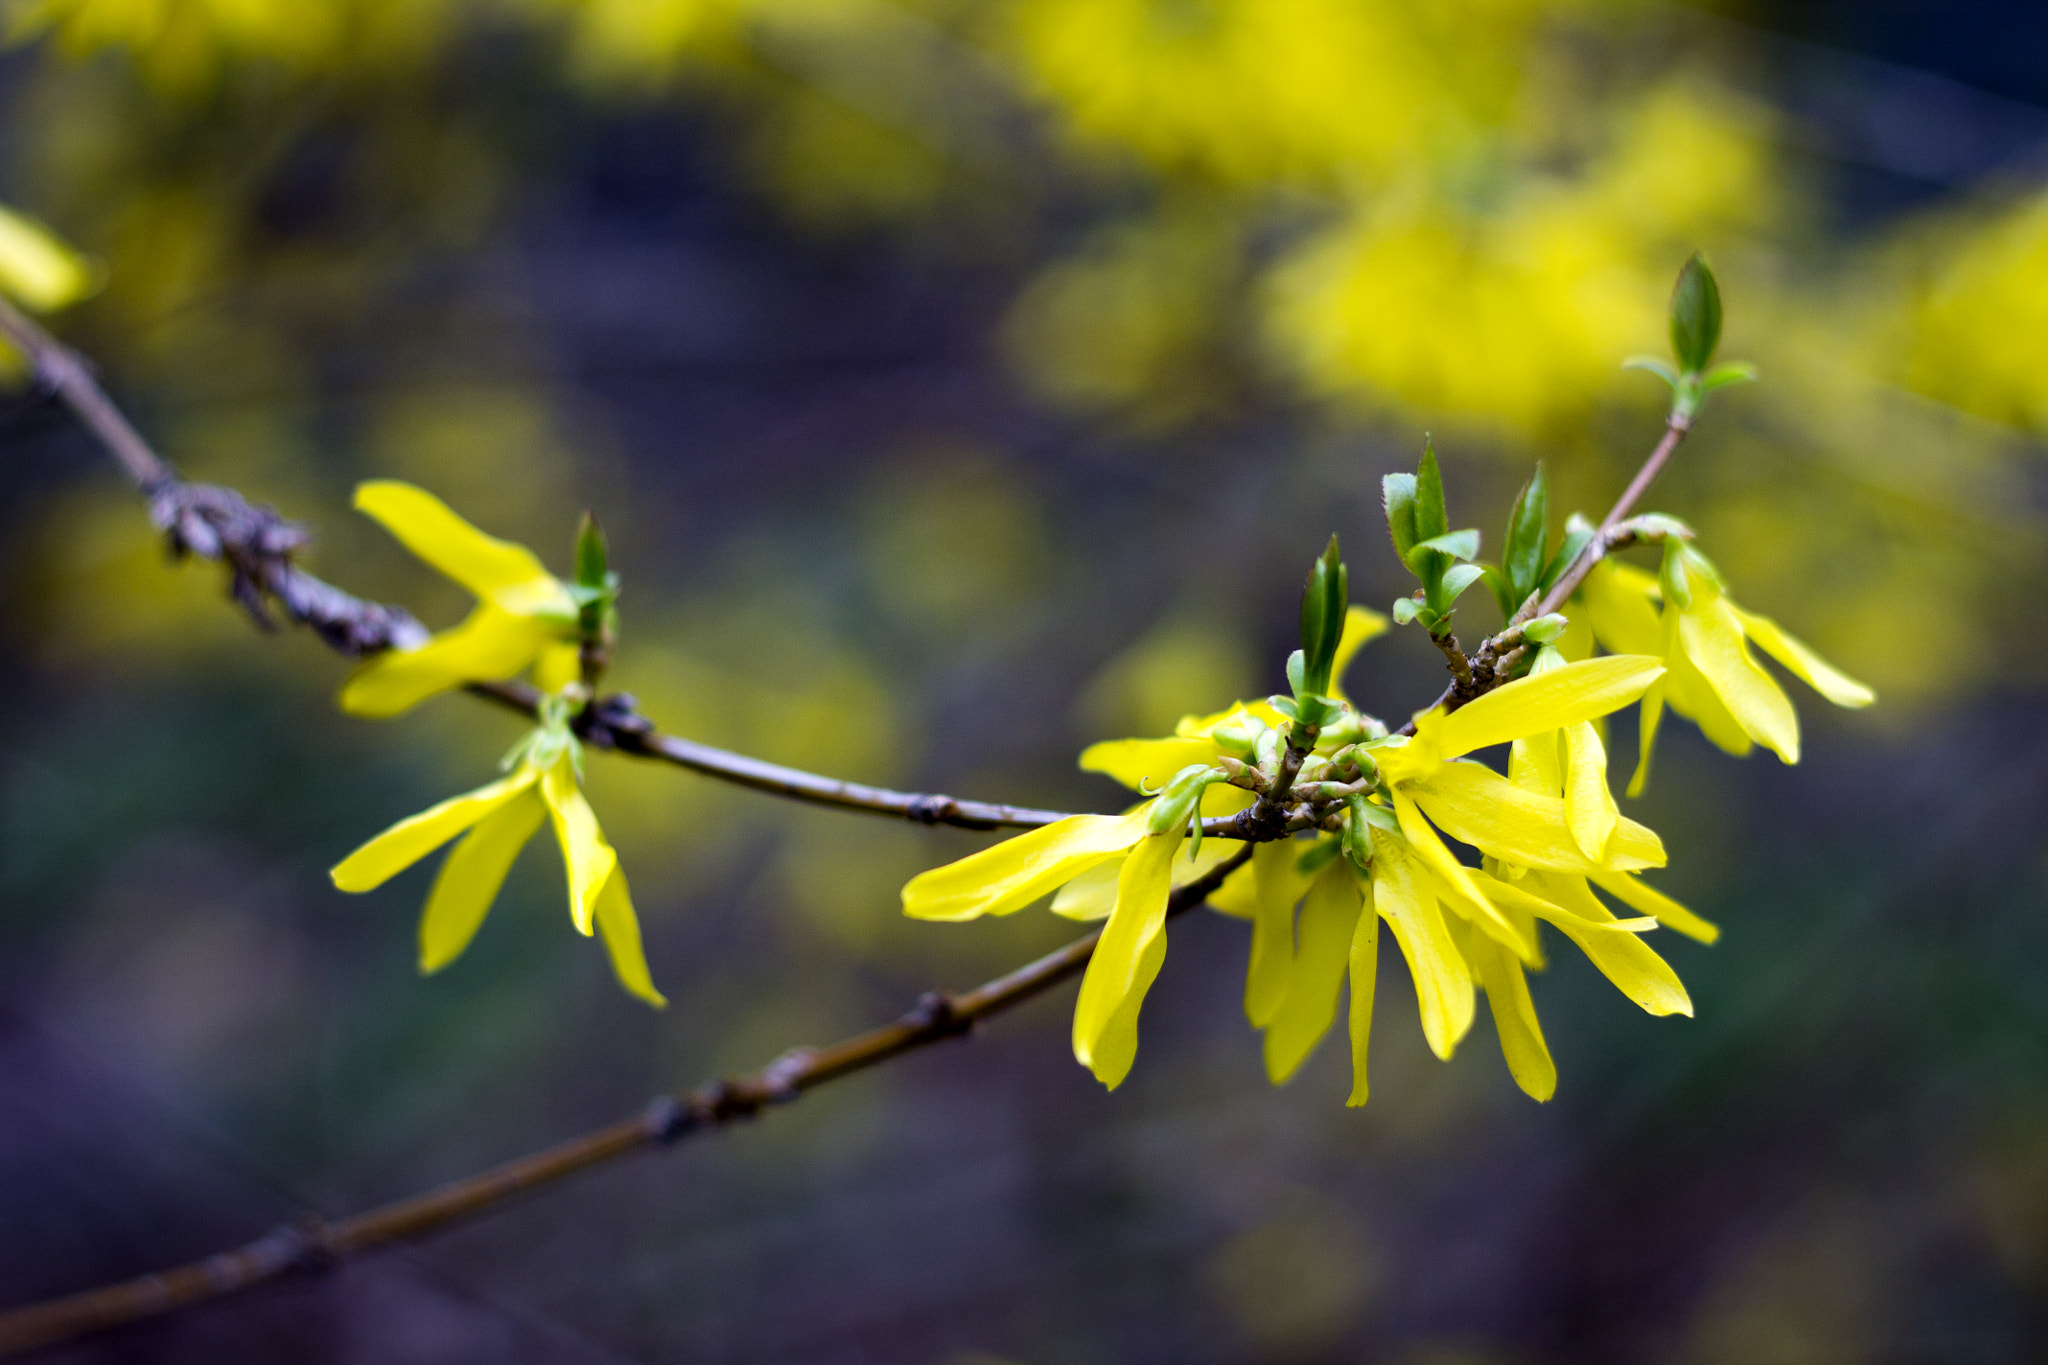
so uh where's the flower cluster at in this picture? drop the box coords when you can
[901,261,1872,1102]
[328,483,659,1005]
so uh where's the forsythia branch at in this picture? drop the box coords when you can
[0,847,1252,1357]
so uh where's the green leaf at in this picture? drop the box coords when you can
[1414,438,1449,541]
[1440,562,1486,605]
[1480,563,1519,621]
[1286,648,1308,698]
[1669,253,1723,374]
[1412,529,1480,562]
[1701,361,1757,392]
[1299,534,1346,694]
[1623,355,1680,388]
[574,512,610,591]
[1502,465,1548,605]
[1391,596,1422,625]
[1383,472,1419,562]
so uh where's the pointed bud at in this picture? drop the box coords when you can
[574,512,609,591]
[1669,253,1723,375]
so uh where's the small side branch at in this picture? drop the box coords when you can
[0,846,1252,1357]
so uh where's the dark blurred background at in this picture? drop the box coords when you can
[1,1,2046,1361]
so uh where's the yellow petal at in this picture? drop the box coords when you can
[1578,560,1663,656]
[1366,825,1474,1060]
[1331,604,1390,704]
[1049,856,1122,922]
[1508,731,1562,797]
[1536,910,1692,1018]
[592,865,667,1008]
[532,641,583,693]
[331,768,539,893]
[1555,609,1596,663]
[418,787,546,972]
[1174,699,1287,738]
[1679,595,1800,763]
[339,606,555,717]
[1080,924,1168,1092]
[1663,607,1758,757]
[1627,678,1665,798]
[1391,786,1539,961]
[354,481,570,613]
[905,811,1146,922]
[1244,840,1309,1026]
[1078,737,1221,792]
[1262,860,1363,1083]
[1073,829,1183,1087]
[1203,849,1262,920]
[1466,929,1556,1102]
[1729,605,1875,708]
[1410,762,1665,874]
[1562,721,1619,862]
[0,204,98,311]
[1589,869,1720,944]
[541,757,618,936]
[1432,655,1664,760]
[1345,880,1379,1107]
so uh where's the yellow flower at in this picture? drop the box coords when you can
[1576,554,1875,795]
[1251,823,1693,1107]
[340,481,582,717]
[330,706,663,1007]
[1369,654,1671,962]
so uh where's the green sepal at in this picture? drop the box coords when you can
[1353,796,1401,834]
[1669,252,1723,374]
[1659,537,1693,611]
[1147,763,1226,836]
[1343,793,1373,871]
[1268,694,1300,722]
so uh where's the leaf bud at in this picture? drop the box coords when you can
[1669,253,1723,375]
[1520,613,1569,645]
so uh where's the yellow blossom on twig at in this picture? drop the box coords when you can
[340,481,583,717]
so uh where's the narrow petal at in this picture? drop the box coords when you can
[331,769,538,893]
[1345,881,1379,1107]
[1244,840,1309,1026]
[1331,604,1391,703]
[1392,787,1539,961]
[592,865,668,1008]
[1073,830,1183,1087]
[1466,930,1556,1101]
[1175,699,1287,738]
[1049,857,1122,922]
[1680,596,1800,763]
[905,811,1145,922]
[418,787,546,972]
[1563,721,1619,862]
[1536,911,1693,1017]
[1077,737,1221,793]
[1080,926,1168,1092]
[354,481,565,608]
[1203,848,1261,920]
[1508,731,1562,798]
[1433,655,1664,760]
[339,606,553,717]
[541,758,618,935]
[532,641,583,693]
[1410,763,1666,874]
[1730,606,1875,708]
[1579,561,1664,656]
[1366,826,1475,1059]
[1263,861,1364,1083]
[1664,607,1761,757]
[1627,679,1665,798]
[0,204,97,310]
[1589,869,1720,944]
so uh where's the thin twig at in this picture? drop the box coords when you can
[0,847,1251,1357]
